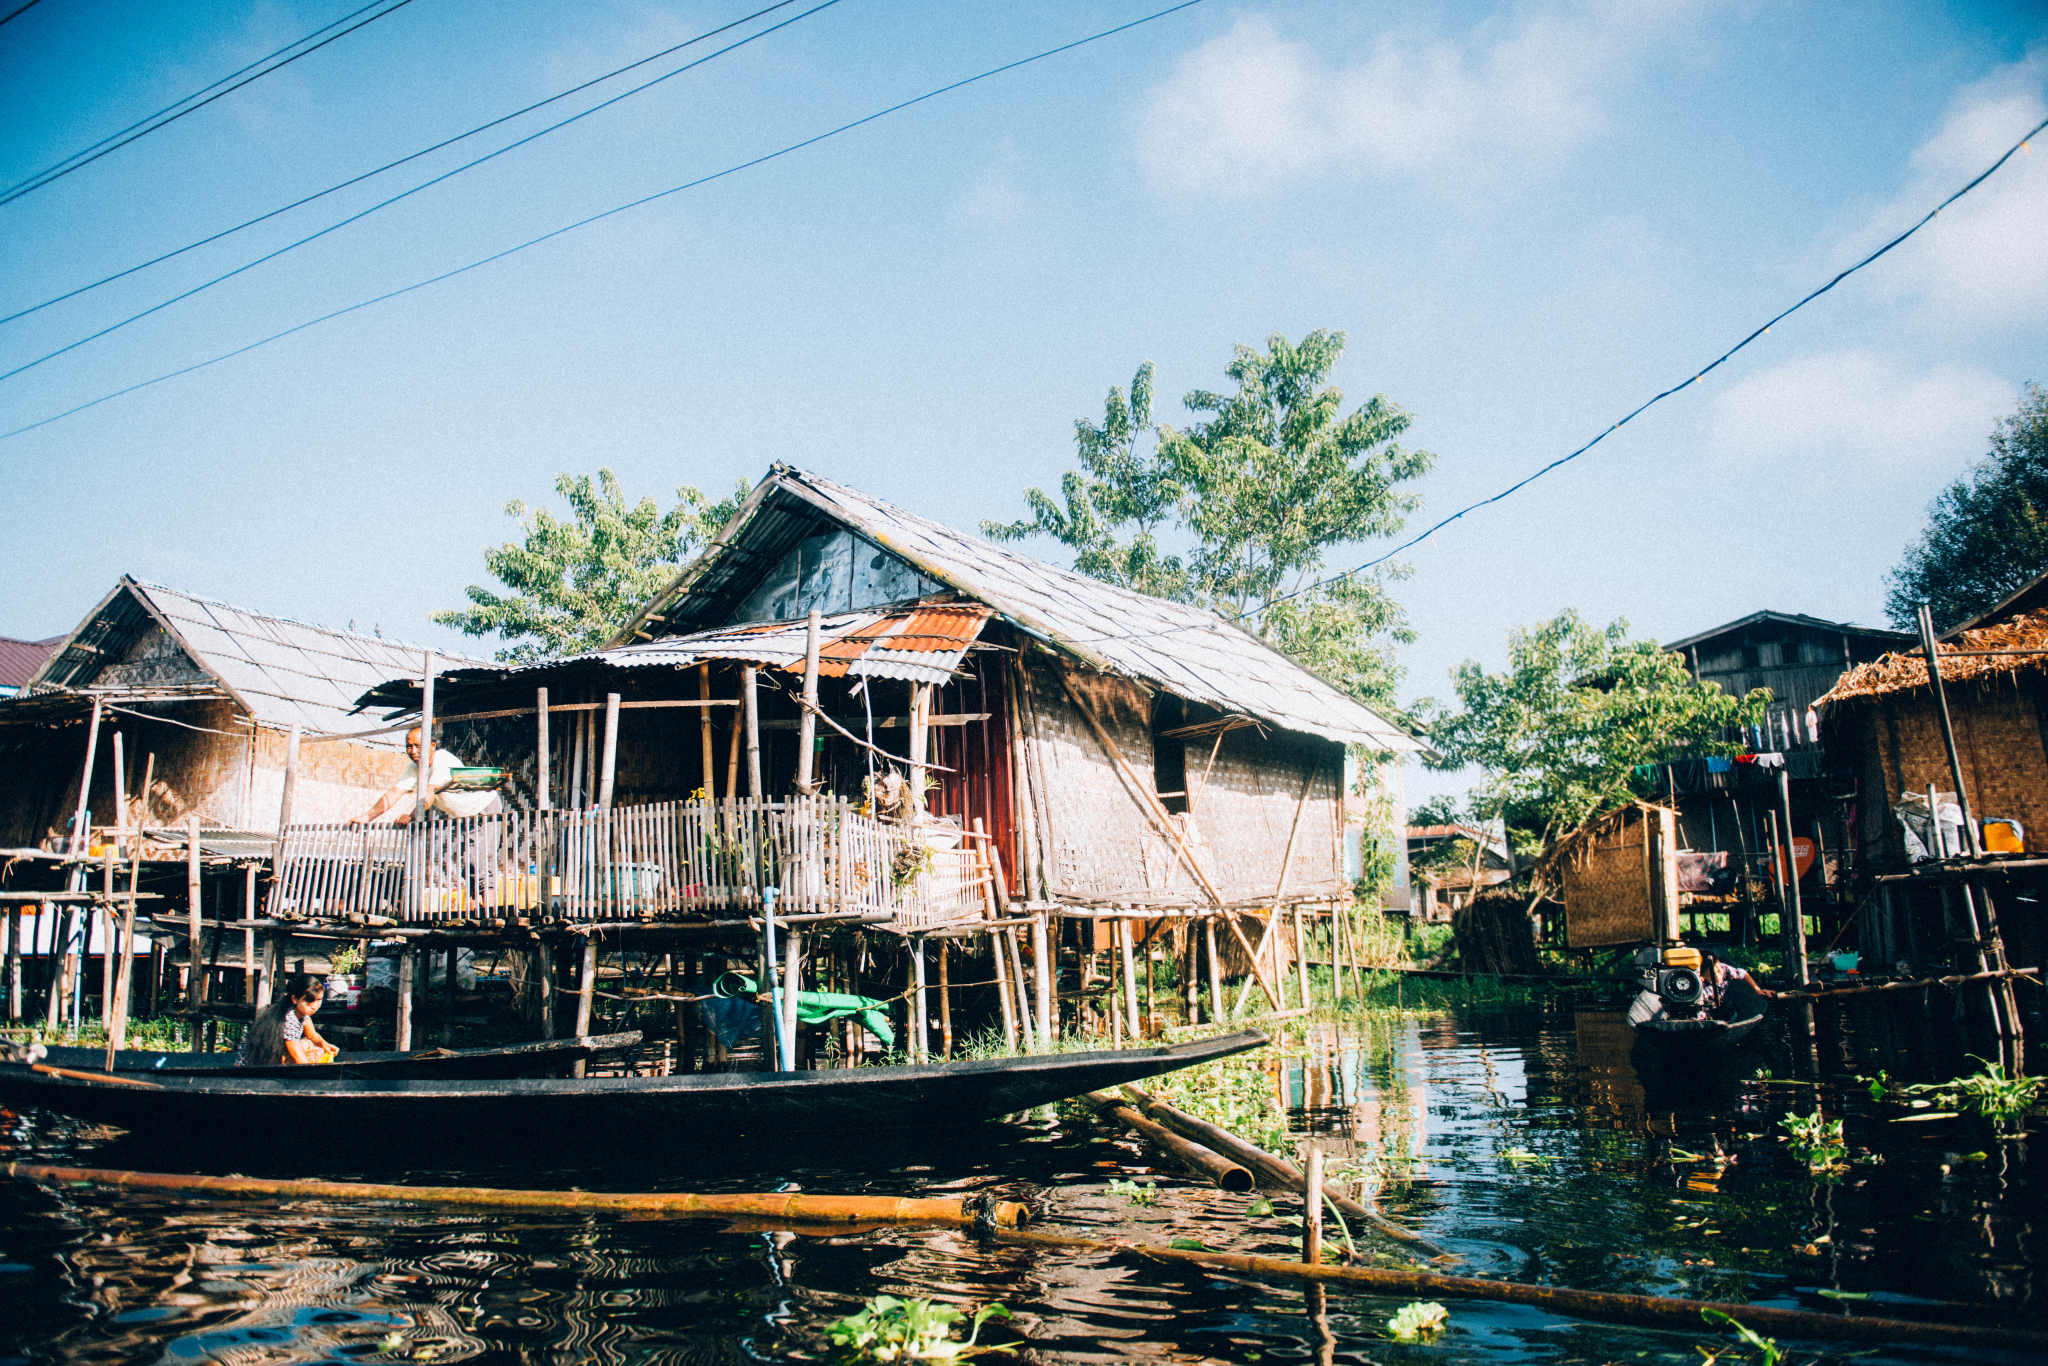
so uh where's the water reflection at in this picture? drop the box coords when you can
[3,996,2041,1365]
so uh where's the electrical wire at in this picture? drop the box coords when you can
[0,1,45,29]
[0,0,843,386]
[0,0,1209,442]
[0,0,807,328]
[1265,113,2048,616]
[1059,112,2048,647]
[1,0,417,206]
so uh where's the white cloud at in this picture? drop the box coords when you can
[1833,55,2048,331]
[1709,350,2014,469]
[1135,3,1703,199]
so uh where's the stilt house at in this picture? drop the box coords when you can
[338,466,1423,947]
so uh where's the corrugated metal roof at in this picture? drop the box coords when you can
[0,635,62,691]
[26,578,486,742]
[418,601,993,691]
[619,468,1423,750]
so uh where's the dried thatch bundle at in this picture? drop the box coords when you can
[1818,607,2048,705]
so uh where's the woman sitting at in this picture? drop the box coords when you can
[236,973,338,1066]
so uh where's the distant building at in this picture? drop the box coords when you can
[0,635,62,699]
[1663,611,1915,756]
[1404,822,1511,922]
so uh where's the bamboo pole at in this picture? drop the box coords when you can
[1119,918,1141,1039]
[1124,1085,1445,1256]
[990,1228,2048,1352]
[911,937,928,1063]
[597,693,621,810]
[536,687,551,810]
[1086,1092,1253,1191]
[743,666,762,798]
[1,1163,1028,1228]
[572,938,598,1077]
[1205,917,1223,1024]
[242,865,257,1004]
[726,695,743,798]
[414,654,436,819]
[938,940,953,1060]
[783,928,802,1068]
[1294,908,1311,1010]
[395,948,414,1050]
[185,814,204,1008]
[698,665,716,797]
[797,609,821,794]
[990,929,1019,1052]
[1032,909,1053,1048]
[65,697,103,860]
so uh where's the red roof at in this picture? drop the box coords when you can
[0,635,63,691]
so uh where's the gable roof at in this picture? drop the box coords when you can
[27,577,482,740]
[1663,610,1913,653]
[612,466,1423,750]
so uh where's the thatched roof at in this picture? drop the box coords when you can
[1816,607,2048,706]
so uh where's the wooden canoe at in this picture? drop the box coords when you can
[28,1032,645,1081]
[0,1031,1269,1142]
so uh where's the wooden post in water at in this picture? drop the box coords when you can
[1294,908,1311,1010]
[186,814,204,1008]
[743,667,762,798]
[990,929,1018,1052]
[536,687,551,810]
[1033,910,1054,1048]
[1775,769,1809,987]
[572,938,597,1076]
[395,949,414,1050]
[1302,1144,1324,1266]
[783,928,802,1068]
[4,906,19,1021]
[597,694,621,810]
[1205,916,1223,1024]
[796,608,821,794]
[535,942,557,1040]
[441,943,457,1046]
[1119,917,1142,1039]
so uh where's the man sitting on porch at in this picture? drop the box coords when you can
[356,728,500,825]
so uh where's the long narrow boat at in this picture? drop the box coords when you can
[25,1032,646,1081]
[0,1031,1267,1141]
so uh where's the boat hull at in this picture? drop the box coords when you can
[28,1032,645,1081]
[0,1032,1268,1142]
[1625,991,1765,1047]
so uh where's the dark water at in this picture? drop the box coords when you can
[2,997,2041,1364]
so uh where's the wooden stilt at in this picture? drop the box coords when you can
[1032,910,1054,1048]
[441,943,457,1046]
[597,694,621,810]
[536,688,551,810]
[796,610,821,794]
[1005,927,1037,1050]
[395,948,414,1050]
[725,690,743,798]
[1205,916,1224,1024]
[911,937,928,1063]
[698,665,716,797]
[1119,917,1141,1040]
[938,940,953,1060]
[1294,907,1311,1011]
[573,938,598,1052]
[4,907,19,1022]
[743,667,762,798]
[186,814,204,1008]
[991,930,1018,1052]
[243,866,257,1004]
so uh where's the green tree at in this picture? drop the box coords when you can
[1422,610,1767,843]
[435,469,744,662]
[1886,384,2048,630]
[985,330,1431,710]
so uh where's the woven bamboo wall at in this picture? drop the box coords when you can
[1848,677,2048,862]
[1559,805,1679,948]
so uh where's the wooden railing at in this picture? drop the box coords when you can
[267,797,991,931]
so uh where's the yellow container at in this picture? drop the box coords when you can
[1984,818,2025,853]
[1661,946,1702,970]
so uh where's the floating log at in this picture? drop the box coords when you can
[994,1228,2048,1352]
[1122,1084,1447,1258]
[2,1162,1028,1228]
[1085,1091,1254,1193]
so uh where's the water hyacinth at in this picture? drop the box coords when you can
[1386,1301,1449,1341]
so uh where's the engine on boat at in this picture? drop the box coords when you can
[1635,945,1706,1015]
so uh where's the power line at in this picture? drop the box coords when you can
[1276,113,2048,609]
[0,0,844,386]
[0,0,1209,444]
[0,1,45,28]
[0,0,807,328]
[1,0,417,206]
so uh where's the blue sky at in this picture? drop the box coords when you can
[2,1,2042,805]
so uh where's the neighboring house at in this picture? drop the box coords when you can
[0,577,486,852]
[352,465,1426,917]
[0,635,63,699]
[1404,823,1511,921]
[1817,577,2048,976]
[1664,611,1915,760]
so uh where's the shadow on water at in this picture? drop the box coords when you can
[2,992,2042,1364]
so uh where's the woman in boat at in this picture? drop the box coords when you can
[237,973,338,1066]
[1699,949,1777,1017]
